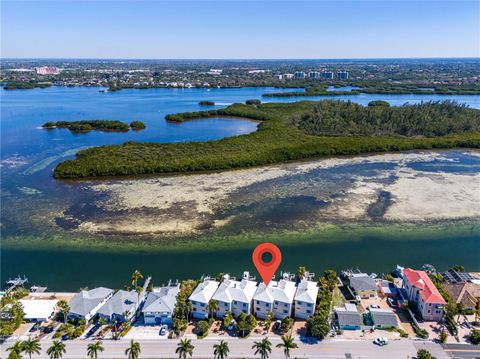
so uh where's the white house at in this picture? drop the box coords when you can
[142,284,180,326]
[294,279,318,319]
[68,287,113,321]
[18,299,58,322]
[253,273,296,320]
[212,272,257,318]
[97,290,141,323]
[189,278,220,319]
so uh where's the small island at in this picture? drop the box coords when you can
[42,120,146,133]
[3,82,52,90]
[199,100,215,106]
[53,100,480,179]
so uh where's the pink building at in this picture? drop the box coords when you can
[35,66,60,75]
[403,268,446,321]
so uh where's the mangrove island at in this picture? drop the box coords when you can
[53,100,480,178]
[42,120,146,133]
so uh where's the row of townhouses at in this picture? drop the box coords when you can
[190,272,318,321]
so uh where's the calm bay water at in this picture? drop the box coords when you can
[1,86,479,290]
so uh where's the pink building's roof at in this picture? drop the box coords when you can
[404,268,446,305]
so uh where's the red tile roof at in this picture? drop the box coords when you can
[404,268,446,305]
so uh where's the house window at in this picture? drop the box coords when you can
[257,300,260,304]
[307,310,311,314]
[307,303,312,307]
[275,301,278,305]
[283,310,288,314]
[256,308,260,311]
[243,303,247,307]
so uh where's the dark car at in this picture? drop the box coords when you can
[29,322,41,332]
[61,334,69,341]
[86,325,99,338]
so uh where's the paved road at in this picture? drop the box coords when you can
[442,343,480,359]
[1,337,449,359]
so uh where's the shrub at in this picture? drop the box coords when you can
[368,100,390,107]
[280,316,294,333]
[246,99,261,105]
[469,329,480,345]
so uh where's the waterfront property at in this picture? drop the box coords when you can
[211,272,257,318]
[402,268,446,321]
[293,279,318,319]
[253,273,296,320]
[142,284,180,325]
[18,299,58,322]
[97,289,141,323]
[334,303,362,330]
[189,278,220,319]
[348,273,377,299]
[68,287,113,321]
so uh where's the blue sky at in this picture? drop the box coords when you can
[1,0,479,59]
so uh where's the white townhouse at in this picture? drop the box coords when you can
[189,278,220,319]
[212,272,257,318]
[294,279,318,319]
[69,287,114,321]
[142,284,180,326]
[253,273,296,320]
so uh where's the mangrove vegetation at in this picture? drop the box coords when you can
[53,100,480,179]
[42,120,146,133]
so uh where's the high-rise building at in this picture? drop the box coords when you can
[337,71,349,80]
[308,71,320,79]
[294,71,306,79]
[321,71,334,79]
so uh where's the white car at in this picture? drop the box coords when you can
[373,337,389,346]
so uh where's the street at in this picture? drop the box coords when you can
[1,337,450,359]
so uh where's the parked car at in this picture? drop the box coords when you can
[86,325,99,338]
[61,334,69,341]
[387,298,396,307]
[227,320,236,331]
[373,337,389,346]
[273,320,282,331]
[159,325,168,336]
[29,322,41,332]
[370,304,381,309]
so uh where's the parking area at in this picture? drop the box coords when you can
[124,324,170,340]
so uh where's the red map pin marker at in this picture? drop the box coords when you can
[252,243,282,286]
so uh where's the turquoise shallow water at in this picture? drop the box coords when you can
[1,86,479,290]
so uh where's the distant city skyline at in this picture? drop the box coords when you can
[1,0,479,59]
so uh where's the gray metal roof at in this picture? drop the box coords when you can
[335,307,362,327]
[142,285,180,314]
[349,274,377,292]
[69,287,113,317]
[369,308,398,327]
[97,290,138,317]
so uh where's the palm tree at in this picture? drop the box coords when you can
[207,299,219,319]
[87,341,104,359]
[22,337,41,359]
[276,335,298,359]
[176,338,194,359]
[252,337,272,359]
[46,341,66,359]
[57,300,70,324]
[7,341,24,359]
[213,340,229,359]
[125,340,141,359]
[131,270,144,288]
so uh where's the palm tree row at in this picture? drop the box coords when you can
[7,335,297,359]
